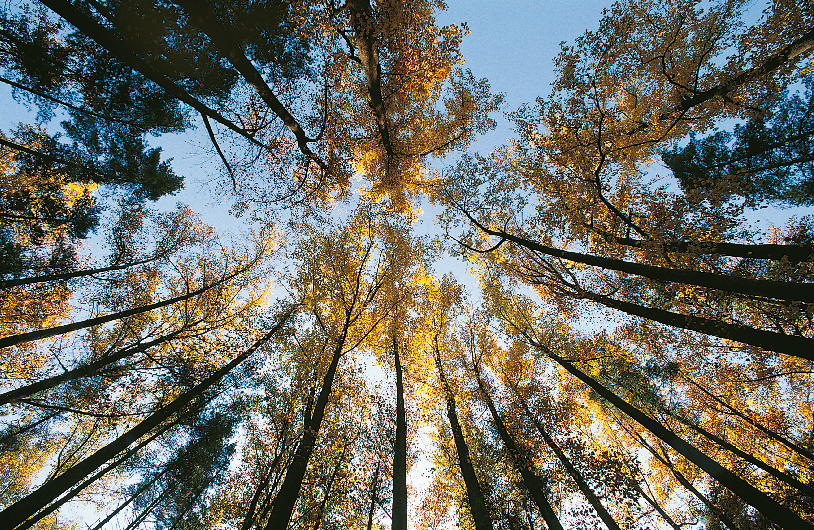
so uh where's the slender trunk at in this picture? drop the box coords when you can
[38,0,269,150]
[241,451,284,530]
[676,27,814,113]
[683,376,814,463]
[90,468,168,530]
[434,338,494,530]
[628,428,743,530]
[0,328,186,405]
[16,408,186,530]
[312,444,349,530]
[367,460,381,530]
[0,263,246,349]
[392,336,408,530]
[468,219,814,303]
[0,75,146,130]
[472,367,563,530]
[0,254,163,289]
[631,479,684,530]
[506,381,620,530]
[527,336,813,530]
[264,338,345,529]
[668,410,814,498]
[583,290,814,359]
[124,484,176,530]
[174,0,325,170]
[598,233,814,263]
[2,311,291,529]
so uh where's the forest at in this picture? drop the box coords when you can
[0,0,813,528]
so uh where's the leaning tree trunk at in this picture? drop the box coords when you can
[264,332,347,529]
[466,218,814,303]
[472,366,564,530]
[0,262,250,349]
[434,338,494,530]
[2,310,292,530]
[505,379,620,530]
[527,335,813,530]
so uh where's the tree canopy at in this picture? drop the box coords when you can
[1,0,814,529]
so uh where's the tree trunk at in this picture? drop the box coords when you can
[347,0,394,160]
[434,338,494,530]
[2,310,292,529]
[599,233,814,262]
[392,336,408,530]
[0,327,186,405]
[583,290,814,359]
[472,366,564,530]
[506,380,620,530]
[0,254,164,289]
[174,0,325,170]
[89,467,168,530]
[0,262,247,349]
[367,460,381,530]
[528,337,813,530]
[264,336,346,529]
[467,219,814,303]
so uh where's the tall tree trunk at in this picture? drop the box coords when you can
[0,262,248,349]
[582,290,814,359]
[434,337,494,530]
[264,334,346,529]
[2,310,292,529]
[392,336,408,530]
[683,376,814,462]
[367,460,381,530]
[505,380,620,530]
[472,366,564,530]
[0,254,165,289]
[603,235,814,262]
[463,215,814,303]
[347,0,394,160]
[0,327,187,405]
[523,334,813,530]
[89,467,169,530]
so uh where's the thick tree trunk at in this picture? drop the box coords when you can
[529,337,813,530]
[583,290,814,359]
[467,219,814,303]
[0,263,247,349]
[2,311,292,529]
[507,381,620,530]
[264,336,346,529]
[347,0,394,160]
[392,336,408,530]
[434,339,494,530]
[473,367,563,530]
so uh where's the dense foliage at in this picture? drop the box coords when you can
[1,0,813,529]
